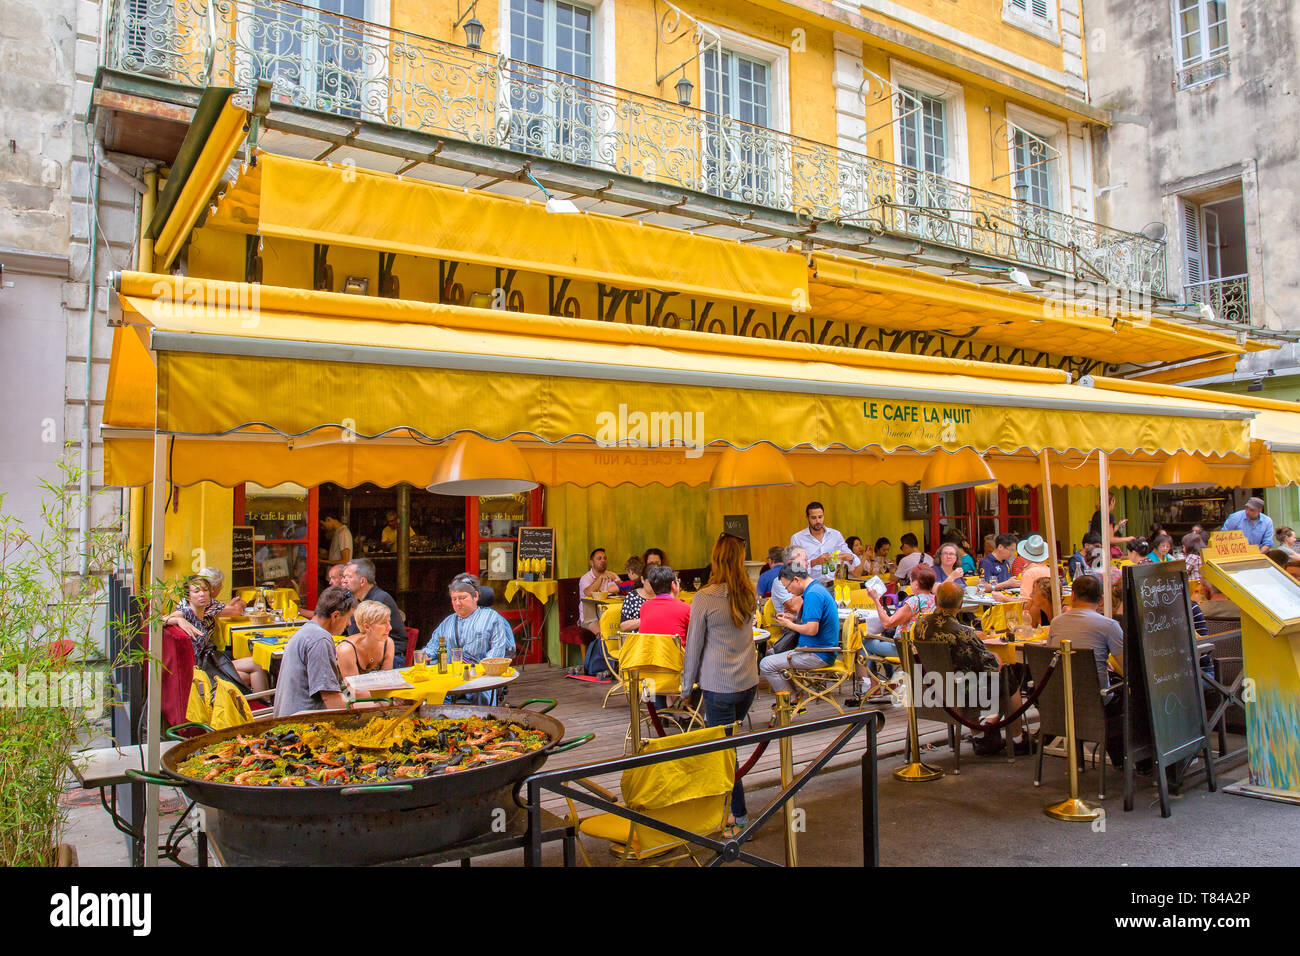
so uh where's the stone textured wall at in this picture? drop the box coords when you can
[1084,0,1300,349]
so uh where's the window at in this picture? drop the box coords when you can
[1012,127,1053,209]
[1009,0,1052,22]
[897,89,947,176]
[247,0,372,118]
[504,0,596,162]
[1002,0,1058,41]
[701,46,775,204]
[1180,187,1251,322]
[1173,1,1229,88]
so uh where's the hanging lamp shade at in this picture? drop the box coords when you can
[1152,452,1216,490]
[917,448,996,494]
[1241,444,1277,489]
[426,434,538,496]
[708,444,796,491]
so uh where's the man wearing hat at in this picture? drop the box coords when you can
[1015,534,1053,601]
[1222,497,1274,553]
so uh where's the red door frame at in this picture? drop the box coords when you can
[234,484,320,607]
[464,487,545,664]
[929,485,1039,551]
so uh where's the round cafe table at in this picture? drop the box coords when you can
[346,662,519,706]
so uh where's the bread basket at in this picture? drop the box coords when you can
[479,657,512,677]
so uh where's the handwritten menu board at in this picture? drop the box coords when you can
[231,526,256,590]
[723,514,751,560]
[902,482,929,520]
[517,526,555,578]
[1122,561,1213,815]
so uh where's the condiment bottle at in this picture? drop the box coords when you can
[437,635,448,675]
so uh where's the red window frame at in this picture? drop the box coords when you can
[929,485,1039,553]
[234,484,320,607]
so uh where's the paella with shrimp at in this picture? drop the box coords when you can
[176,715,551,787]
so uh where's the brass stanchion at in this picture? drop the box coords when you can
[1045,639,1104,822]
[894,628,942,782]
[775,691,798,867]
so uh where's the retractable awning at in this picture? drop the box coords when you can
[201,152,808,312]
[103,272,1259,488]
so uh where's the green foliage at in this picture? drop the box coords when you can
[0,450,129,866]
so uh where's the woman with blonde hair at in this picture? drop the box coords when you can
[682,533,759,832]
[336,599,396,687]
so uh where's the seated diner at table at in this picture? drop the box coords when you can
[979,534,1018,590]
[770,545,808,619]
[643,548,667,568]
[1013,534,1052,599]
[1068,531,1103,580]
[163,574,270,693]
[637,564,692,645]
[1125,537,1152,564]
[615,555,645,595]
[273,586,359,717]
[1046,574,1124,766]
[427,573,515,704]
[1024,576,1055,628]
[757,546,786,598]
[851,565,937,704]
[934,542,967,586]
[915,581,1030,756]
[335,599,396,685]
[893,533,933,585]
[843,536,872,580]
[578,547,621,639]
[872,537,893,576]
[766,564,840,705]
[1149,532,1175,562]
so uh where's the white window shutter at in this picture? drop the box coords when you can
[1182,199,1203,286]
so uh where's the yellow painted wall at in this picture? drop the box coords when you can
[547,481,923,578]
[135,481,235,597]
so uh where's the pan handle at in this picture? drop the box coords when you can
[516,698,557,714]
[125,769,181,787]
[340,783,415,796]
[163,721,214,740]
[550,733,594,754]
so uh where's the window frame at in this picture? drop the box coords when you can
[1004,102,1067,212]
[1002,0,1059,44]
[889,60,969,186]
[1170,0,1230,89]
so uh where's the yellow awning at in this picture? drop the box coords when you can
[153,98,249,270]
[100,434,1258,490]
[106,272,1253,472]
[810,253,1265,366]
[202,152,808,312]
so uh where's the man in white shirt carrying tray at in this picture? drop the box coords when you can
[789,501,859,583]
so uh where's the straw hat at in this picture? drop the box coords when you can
[1016,534,1049,563]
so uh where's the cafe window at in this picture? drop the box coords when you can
[238,483,316,602]
[932,484,1039,554]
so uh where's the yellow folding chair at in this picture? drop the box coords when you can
[786,615,864,715]
[598,605,627,708]
[758,596,784,645]
[619,632,704,751]
[858,619,906,705]
[573,725,735,866]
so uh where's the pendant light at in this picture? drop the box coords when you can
[426,434,538,496]
[917,448,996,494]
[708,444,796,492]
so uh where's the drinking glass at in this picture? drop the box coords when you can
[450,646,464,666]
[413,650,429,666]
[692,576,701,591]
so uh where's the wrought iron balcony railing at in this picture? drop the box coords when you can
[1185,274,1250,324]
[104,0,1168,296]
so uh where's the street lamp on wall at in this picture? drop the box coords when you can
[454,1,484,50]
[675,73,694,107]
[1013,176,1030,204]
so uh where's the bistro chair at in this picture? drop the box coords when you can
[571,724,735,866]
[599,605,627,708]
[786,614,863,715]
[909,639,1016,772]
[859,622,906,706]
[1025,644,1118,799]
[619,632,703,752]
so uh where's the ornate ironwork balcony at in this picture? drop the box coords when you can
[1185,274,1250,324]
[104,0,1168,295]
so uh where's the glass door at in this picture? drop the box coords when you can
[236,483,318,606]
[504,0,596,163]
[465,488,546,664]
[701,47,775,205]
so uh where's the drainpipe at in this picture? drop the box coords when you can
[80,153,101,575]
[127,167,159,577]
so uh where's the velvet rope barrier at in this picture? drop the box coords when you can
[904,647,1063,732]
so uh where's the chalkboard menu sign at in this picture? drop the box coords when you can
[902,482,929,520]
[1121,560,1216,816]
[231,526,256,590]
[723,514,751,560]
[517,526,555,578]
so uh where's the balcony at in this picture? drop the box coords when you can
[104,0,1168,296]
[1185,274,1250,324]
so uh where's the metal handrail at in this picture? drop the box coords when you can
[520,709,884,867]
[103,0,1168,294]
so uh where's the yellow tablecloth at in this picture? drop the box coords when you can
[503,579,558,604]
[235,587,300,617]
[391,663,519,706]
[250,630,344,670]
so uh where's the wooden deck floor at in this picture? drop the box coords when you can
[506,664,999,818]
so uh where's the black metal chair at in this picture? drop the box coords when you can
[1025,644,1116,799]
[909,641,1013,773]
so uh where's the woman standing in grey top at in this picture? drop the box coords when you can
[682,533,758,828]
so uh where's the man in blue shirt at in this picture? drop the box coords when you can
[761,566,841,699]
[1222,496,1273,552]
[427,574,515,703]
[979,534,1018,591]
